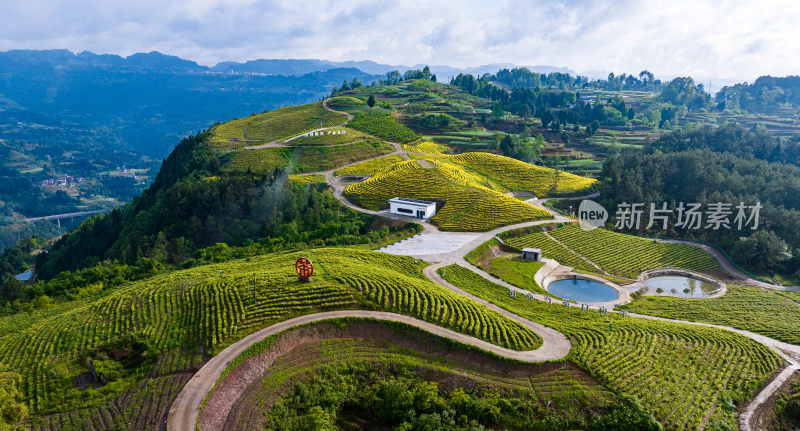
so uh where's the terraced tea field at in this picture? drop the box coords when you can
[292,140,394,172]
[288,174,327,184]
[499,228,597,272]
[344,159,553,231]
[440,265,782,431]
[547,226,721,278]
[347,112,421,143]
[435,152,598,196]
[210,102,347,148]
[224,141,394,174]
[503,225,721,278]
[0,248,540,419]
[334,154,407,177]
[286,127,371,147]
[621,284,800,344]
[402,141,450,154]
[224,147,288,174]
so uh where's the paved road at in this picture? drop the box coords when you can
[24,210,104,222]
[166,309,570,431]
[739,365,799,431]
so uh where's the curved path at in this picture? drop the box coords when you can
[166,309,570,431]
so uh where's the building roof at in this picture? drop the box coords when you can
[522,248,541,253]
[388,197,436,207]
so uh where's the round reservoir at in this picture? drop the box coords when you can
[643,275,719,298]
[547,278,619,302]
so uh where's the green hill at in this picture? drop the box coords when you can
[3,248,540,421]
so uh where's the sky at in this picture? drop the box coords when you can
[1,0,799,82]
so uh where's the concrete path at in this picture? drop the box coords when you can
[378,232,481,256]
[166,309,570,431]
[739,365,799,431]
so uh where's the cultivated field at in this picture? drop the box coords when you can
[0,248,540,421]
[441,265,782,431]
[621,284,800,344]
[502,225,721,278]
[344,159,553,231]
[210,102,347,148]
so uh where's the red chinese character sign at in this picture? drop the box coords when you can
[295,257,314,282]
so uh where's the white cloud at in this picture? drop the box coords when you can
[0,0,798,81]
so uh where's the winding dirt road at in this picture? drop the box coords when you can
[166,310,570,431]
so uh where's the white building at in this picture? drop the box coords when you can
[388,197,437,219]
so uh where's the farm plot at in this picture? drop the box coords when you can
[345,160,552,231]
[210,102,347,148]
[547,225,721,278]
[334,155,406,177]
[500,228,596,272]
[0,248,540,419]
[438,152,597,196]
[347,112,421,143]
[620,284,800,345]
[441,264,782,431]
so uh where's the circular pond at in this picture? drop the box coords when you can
[642,275,719,298]
[547,278,619,302]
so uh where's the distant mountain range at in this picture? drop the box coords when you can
[0,50,383,157]
[210,58,579,80]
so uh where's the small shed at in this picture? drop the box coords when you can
[521,248,541,261]
[388,197,437,219]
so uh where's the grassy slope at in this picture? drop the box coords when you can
[465,238,549,296]
[440,264,781,431]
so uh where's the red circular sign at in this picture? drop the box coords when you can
[295,257,314,278]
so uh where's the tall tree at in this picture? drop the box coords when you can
[367,94,376,112]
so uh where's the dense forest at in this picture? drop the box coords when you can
[450,70,709,131]
[26,129,411,275]
[598,125,800,275]
[717,75,800,112]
